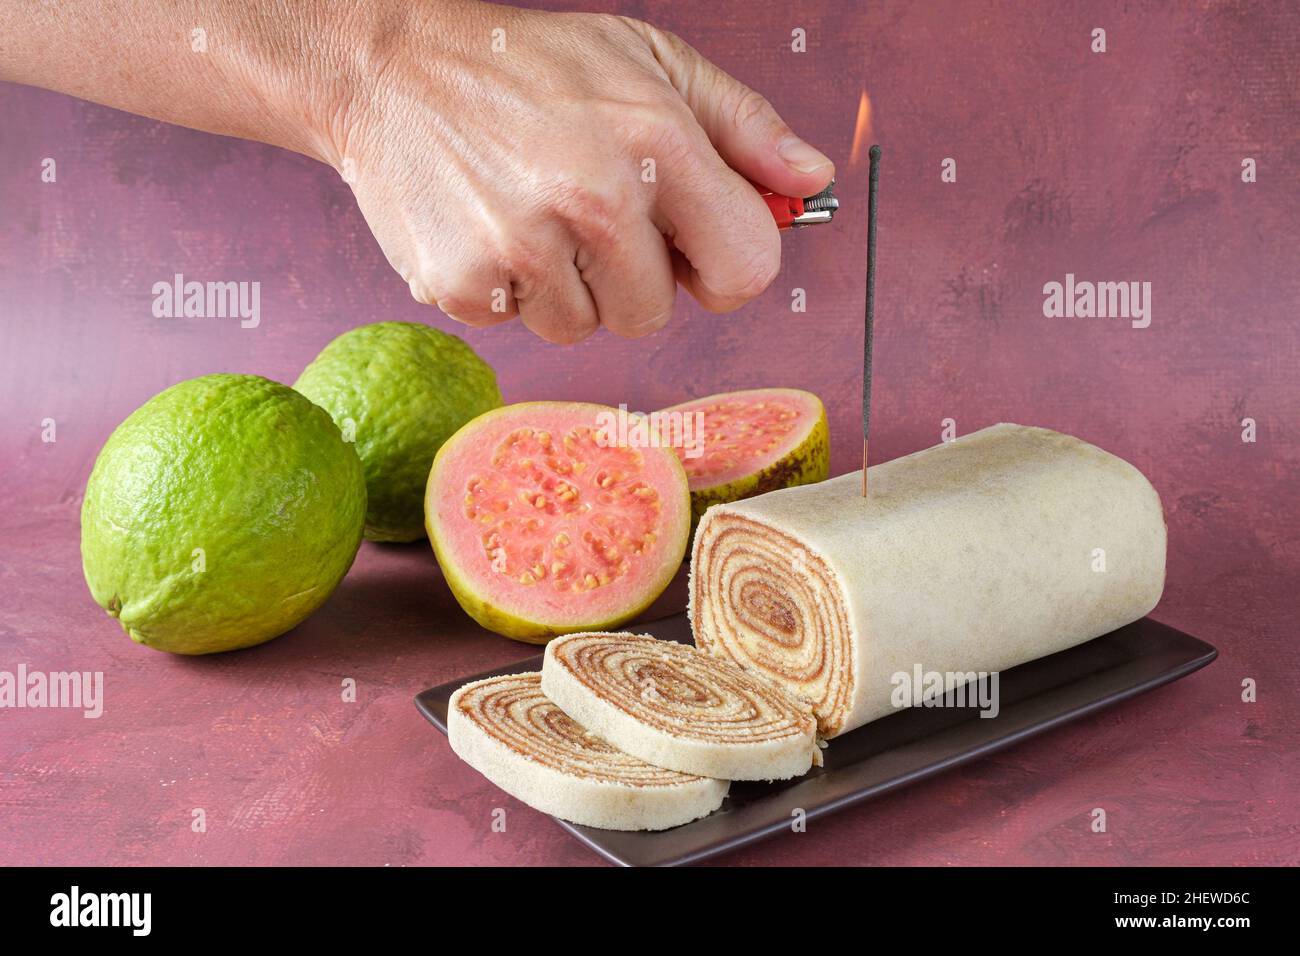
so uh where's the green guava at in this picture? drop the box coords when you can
[658,387,830,525]
[80,374,367,655]
[294,321,502,542]
[425,402,692,644]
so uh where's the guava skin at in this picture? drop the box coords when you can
[663,389,831,526]
[80,374,367,655]
[686,408,830,524]
[293,321,502,542]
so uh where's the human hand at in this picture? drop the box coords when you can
[0,0,833,343]
[310,2,835,342]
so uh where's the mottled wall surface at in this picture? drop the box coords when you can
[1,1,1296,865]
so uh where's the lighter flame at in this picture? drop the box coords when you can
[849,91,873,167]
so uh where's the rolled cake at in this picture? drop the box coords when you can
[541,632,819,781]
[448,672,727,831]
[691,423,1166,737]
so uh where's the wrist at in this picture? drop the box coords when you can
[290,0,440,173]
[274,2,400,169]
[202,1,403,168]
[300,0,507,173]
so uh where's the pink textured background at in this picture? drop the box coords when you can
[1,0,1297,865]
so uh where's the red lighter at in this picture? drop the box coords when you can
[757,179,839,229]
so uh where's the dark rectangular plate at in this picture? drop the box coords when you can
[416,615,1216,867]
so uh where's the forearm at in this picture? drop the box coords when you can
[0,0,387,160]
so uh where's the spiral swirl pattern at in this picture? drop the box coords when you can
[448,672,728,831]
[451,672,708,787]
[691,514,854,737]
[542,632,818,781]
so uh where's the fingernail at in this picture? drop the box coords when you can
[778,136,832,174]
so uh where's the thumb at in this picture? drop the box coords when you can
[635,23,835,197]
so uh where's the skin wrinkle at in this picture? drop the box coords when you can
[365,50,568,316]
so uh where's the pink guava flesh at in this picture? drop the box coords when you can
[662,388,823,489]
[428,403,690,628]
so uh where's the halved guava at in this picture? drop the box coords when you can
[425,402,692,644]
[657,387,830,524]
